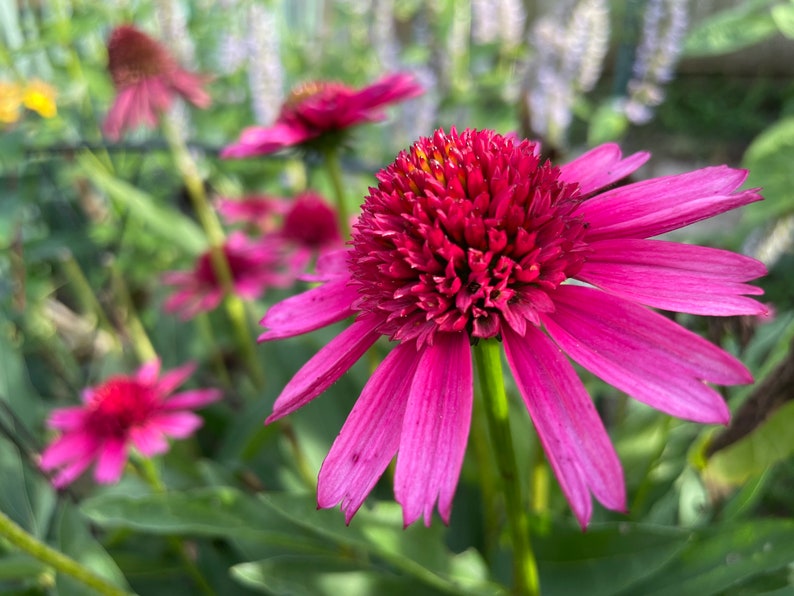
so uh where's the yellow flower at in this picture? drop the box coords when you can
[23,80,57,119]
[0,81,23,124]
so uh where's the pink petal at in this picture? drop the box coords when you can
[258,278,358,341]
[558,144,650,196]
[161,388,222,411]
[541,286,742,423]
[265,316,382,423]
[578,238,768,316]
[353,72,424,112]
[155,362,197,396]
[148,411,203,439]
[40,432,97,470]
[220,123,315,158]
[503,326,625,527]
[135,359,162,385]
[51,456,94,488]
[393,332,473,526]
[94,439,128,484]
[299,249,352,283]
[130,425,169,457]
[46,407,87,431]
[317,341,420,523]
[579,167,762,240]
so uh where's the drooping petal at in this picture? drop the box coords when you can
[318,341,420,522]
[130,425,169,457]
[220,123,315,158]
[578,238,768,316]
[259,278,358,341]
[51,455,95,488]
[47,407,87,431]
[40,432,97,470]
[558,144,650,196]
[542,286,744,423]
[394,332,473,526]
[503,326,625,527]
[94,439,128,484]
[161,388,222,411]
[149,411,203,439]
[579,167,762,240]
[266,316,382,423]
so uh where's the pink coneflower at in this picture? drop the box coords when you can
[259,128,767,527]
[40,360,221,488]
[163,232,288,320]
[267,192,344,274]
[221,73,423,158]
[103,25,211,140]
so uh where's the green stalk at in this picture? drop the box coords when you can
[107,260,157,363]
[322,148,351,238]
[160,114,265,390]
[0,510,130,596]
[134,457,214,596]
[473,340,540,596]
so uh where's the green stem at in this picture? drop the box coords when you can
[108,260,157,363]
[322,148,350,238]
[471,393,500,562]
[473,340,540,596]
[0,509,130,596]
[134,458,214,596]
[160,114,265,390]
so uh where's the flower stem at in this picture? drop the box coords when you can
[473,339,540,596]
[322,148,350,238]
[134,457,214,596]
[107,259,157,363]
[160,114,265,390]
[0,509,130,596]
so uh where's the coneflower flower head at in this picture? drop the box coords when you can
[103,25,211,140]
[221,73,423,157]
[260,128,766,527]
[163,232,289,320]
[40,360,221,488]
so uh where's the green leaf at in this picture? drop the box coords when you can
[76,152,206,255]
[260,494,504,596]
[703,401,794,489]
[742,116,794,227]
[80,486,330,554]
[771,2,794,37]
[620,519,794,596]
[683,0,780,57]
[0,554,49,581]
[587,102,629,147]
[231,555,441,596]
[533,523,690,596]
[54,504,131,596]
